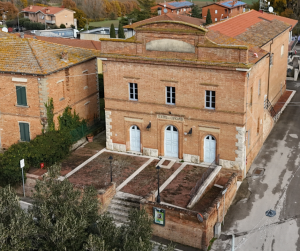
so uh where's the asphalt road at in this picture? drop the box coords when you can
[211,80,300,251]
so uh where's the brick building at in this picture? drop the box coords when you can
[202,0,246,23]
[22,6,75,28]
[0,32,100,149]
[100,11,296,177]
[151,1,194,15]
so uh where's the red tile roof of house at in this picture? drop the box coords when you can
[22,6,72,15]
[15,34,101,50]
[124,13,205,29]
[208,10,298,37]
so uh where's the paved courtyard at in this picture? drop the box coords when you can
[211,81,300,250]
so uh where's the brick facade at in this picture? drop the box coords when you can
[101,20,285,178]
[0,58,99,149]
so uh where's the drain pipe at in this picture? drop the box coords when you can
[244,71,251,178]
[267,39,274,101]
[231,234,235,251]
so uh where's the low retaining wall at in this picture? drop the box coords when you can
[142,172,238,250]
[14,173,41,197]
[97,182,116,212]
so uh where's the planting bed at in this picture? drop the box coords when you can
[121,161,181,197]
[160,165,207,208]
[68,152,149,189]
[27,167,47,176]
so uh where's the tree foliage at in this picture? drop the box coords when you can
[118,22,125,38]
[0,166,174,251]
[72,7,87,28]
[0,2,18,20]
[191,4,202,18]
[0,186,37,251]
[206,8,212,25]
[82,0,104,20]
[110,23,116,38]
[62,0,76,9]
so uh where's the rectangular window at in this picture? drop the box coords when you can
[225,9,227,13]
[205,90,216,109]
[19,122,30,142]
[258,79,261,96]
[166,86,175,105]
[215,10,218,14]
[248,130,251,146]
[281,44,284,57]
[215,18,218,22]
[16,86,27,106]
[129,83,138,100]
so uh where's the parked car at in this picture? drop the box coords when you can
[30,30,37,34]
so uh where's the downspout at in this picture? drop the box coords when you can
[267,39,274,101]
[244,72,250,178]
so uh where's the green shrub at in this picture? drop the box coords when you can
[58,106,86,132]
[60,23,66,28]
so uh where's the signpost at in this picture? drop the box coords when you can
[20,159,25,197]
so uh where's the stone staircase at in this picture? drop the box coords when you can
[107,191,142,226]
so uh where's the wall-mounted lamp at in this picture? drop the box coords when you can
[146,121,151,130]
[184,128,192,136]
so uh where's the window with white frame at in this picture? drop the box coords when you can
[215,18,218,22]
[281,44,284,57]
[215,10,218,14]
[205,90,215,109]
[166,86,175,105]
[129,83,138,100]
[258,79,261,96]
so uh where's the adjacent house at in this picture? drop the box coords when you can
[98,11,296,184]
[151,1,194,15]
[202,0,246,23]
[0,32,100,149]
[22,6,75,28]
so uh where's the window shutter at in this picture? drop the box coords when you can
[16,86,27,106]
[16,86,22,105]
[19,123,30,142]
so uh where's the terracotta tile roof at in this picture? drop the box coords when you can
[203,1,246,9]
[155,1,193,10]
[236,19,290,47]
[124,13,205,29]
[16,34,101,50]
[208,10,297,38]
[0,36,100,75]
[0,31,13,38]
[22,6,72,15]
[207,30,268,64]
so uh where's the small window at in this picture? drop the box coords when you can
[250,87,253,106]
[129,83,138,100]
[215,10,218,14]
[257,117,260,134]
[258,79,261,96]
[166,86,175,105]
[19,122,30,142]
[215,18,218,22]
[281,44,284,56]
[205,90,215,109]
[225,9,227,13]
[16,86,27,106]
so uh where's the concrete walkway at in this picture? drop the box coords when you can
[211,81,300,251]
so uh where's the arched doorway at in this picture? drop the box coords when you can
[164,125,178,158]
[204,135,216,163]
[130,125,140,152]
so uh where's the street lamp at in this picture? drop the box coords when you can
[17,11,22,33]
[156,165,161,203]
[108,155,113,182]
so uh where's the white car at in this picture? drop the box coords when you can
[30,30,37,34]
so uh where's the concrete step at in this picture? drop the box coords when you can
[107,208,129,218]
[110,198,140,208]
[108,203,138,213]
[114,191,142,203]
[110,213,129,224]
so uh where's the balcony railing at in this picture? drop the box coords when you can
[46,20,55,24]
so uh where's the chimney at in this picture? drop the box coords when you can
[45,9,50,14]
[61,51,68,61]
[29,5,33,10]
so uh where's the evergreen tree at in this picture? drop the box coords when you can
[110,23,116,38]
[206,8,212,25]
[191,5,202,18]
[118,22,125,39]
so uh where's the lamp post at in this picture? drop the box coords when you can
[17,11,22,32]
[108,155,113,182]
[156,165,161,203]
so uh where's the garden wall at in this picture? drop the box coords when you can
[97,182,116,212]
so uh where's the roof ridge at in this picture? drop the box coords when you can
[26,38,45,74]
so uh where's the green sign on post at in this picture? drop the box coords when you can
[153,207,165,226]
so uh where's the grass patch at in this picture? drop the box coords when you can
[207,237,217,251]
[90,18,121,28]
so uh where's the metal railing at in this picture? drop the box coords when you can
[190,154,220,198]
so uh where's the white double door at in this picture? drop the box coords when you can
[164,125,178,158]
[204,135,216,163]
[130,125,140,152]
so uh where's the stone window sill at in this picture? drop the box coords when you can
[16,105,29,108]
